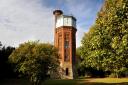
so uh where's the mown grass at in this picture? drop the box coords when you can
[89,78,128,83]
[1,78,128,85]
[43,78,128,85]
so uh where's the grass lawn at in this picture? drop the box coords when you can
[1,78,128,85]
[43,78,128,85]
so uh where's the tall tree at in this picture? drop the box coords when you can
[9,41,60,85]
[81,0,128,77]
[0,42,15,79]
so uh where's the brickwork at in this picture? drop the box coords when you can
[54,26,77,79]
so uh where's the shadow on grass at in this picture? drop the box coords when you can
[0,79,128,85]
[0,78,31,85]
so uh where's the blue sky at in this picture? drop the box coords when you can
[0,0,104,47]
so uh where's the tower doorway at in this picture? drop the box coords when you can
[66,68,69,76]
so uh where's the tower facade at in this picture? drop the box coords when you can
[53,10,77,79]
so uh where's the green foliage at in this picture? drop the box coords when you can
[76,47,86,76]
[9,41,60,85]
[81,0,128,77]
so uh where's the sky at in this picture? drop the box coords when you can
[0,0,104,47]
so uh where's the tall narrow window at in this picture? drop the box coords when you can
[64,33,69,48]
[58,33,62,59]
[64,49,69,61]
[64,33,70,61]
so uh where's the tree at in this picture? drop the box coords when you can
[0,42,15,79]
[76,47,85,76]
[81,0,128,77]
[9,41,60,85]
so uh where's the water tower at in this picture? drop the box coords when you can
[53,10,77,79]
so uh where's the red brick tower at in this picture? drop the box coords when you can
[53,10,77,79]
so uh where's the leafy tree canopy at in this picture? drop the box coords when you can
[81,0,128,77]
[9,41,60,85]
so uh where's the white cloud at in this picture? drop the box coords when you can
[0,0,103,47]
[0,0,54,47]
